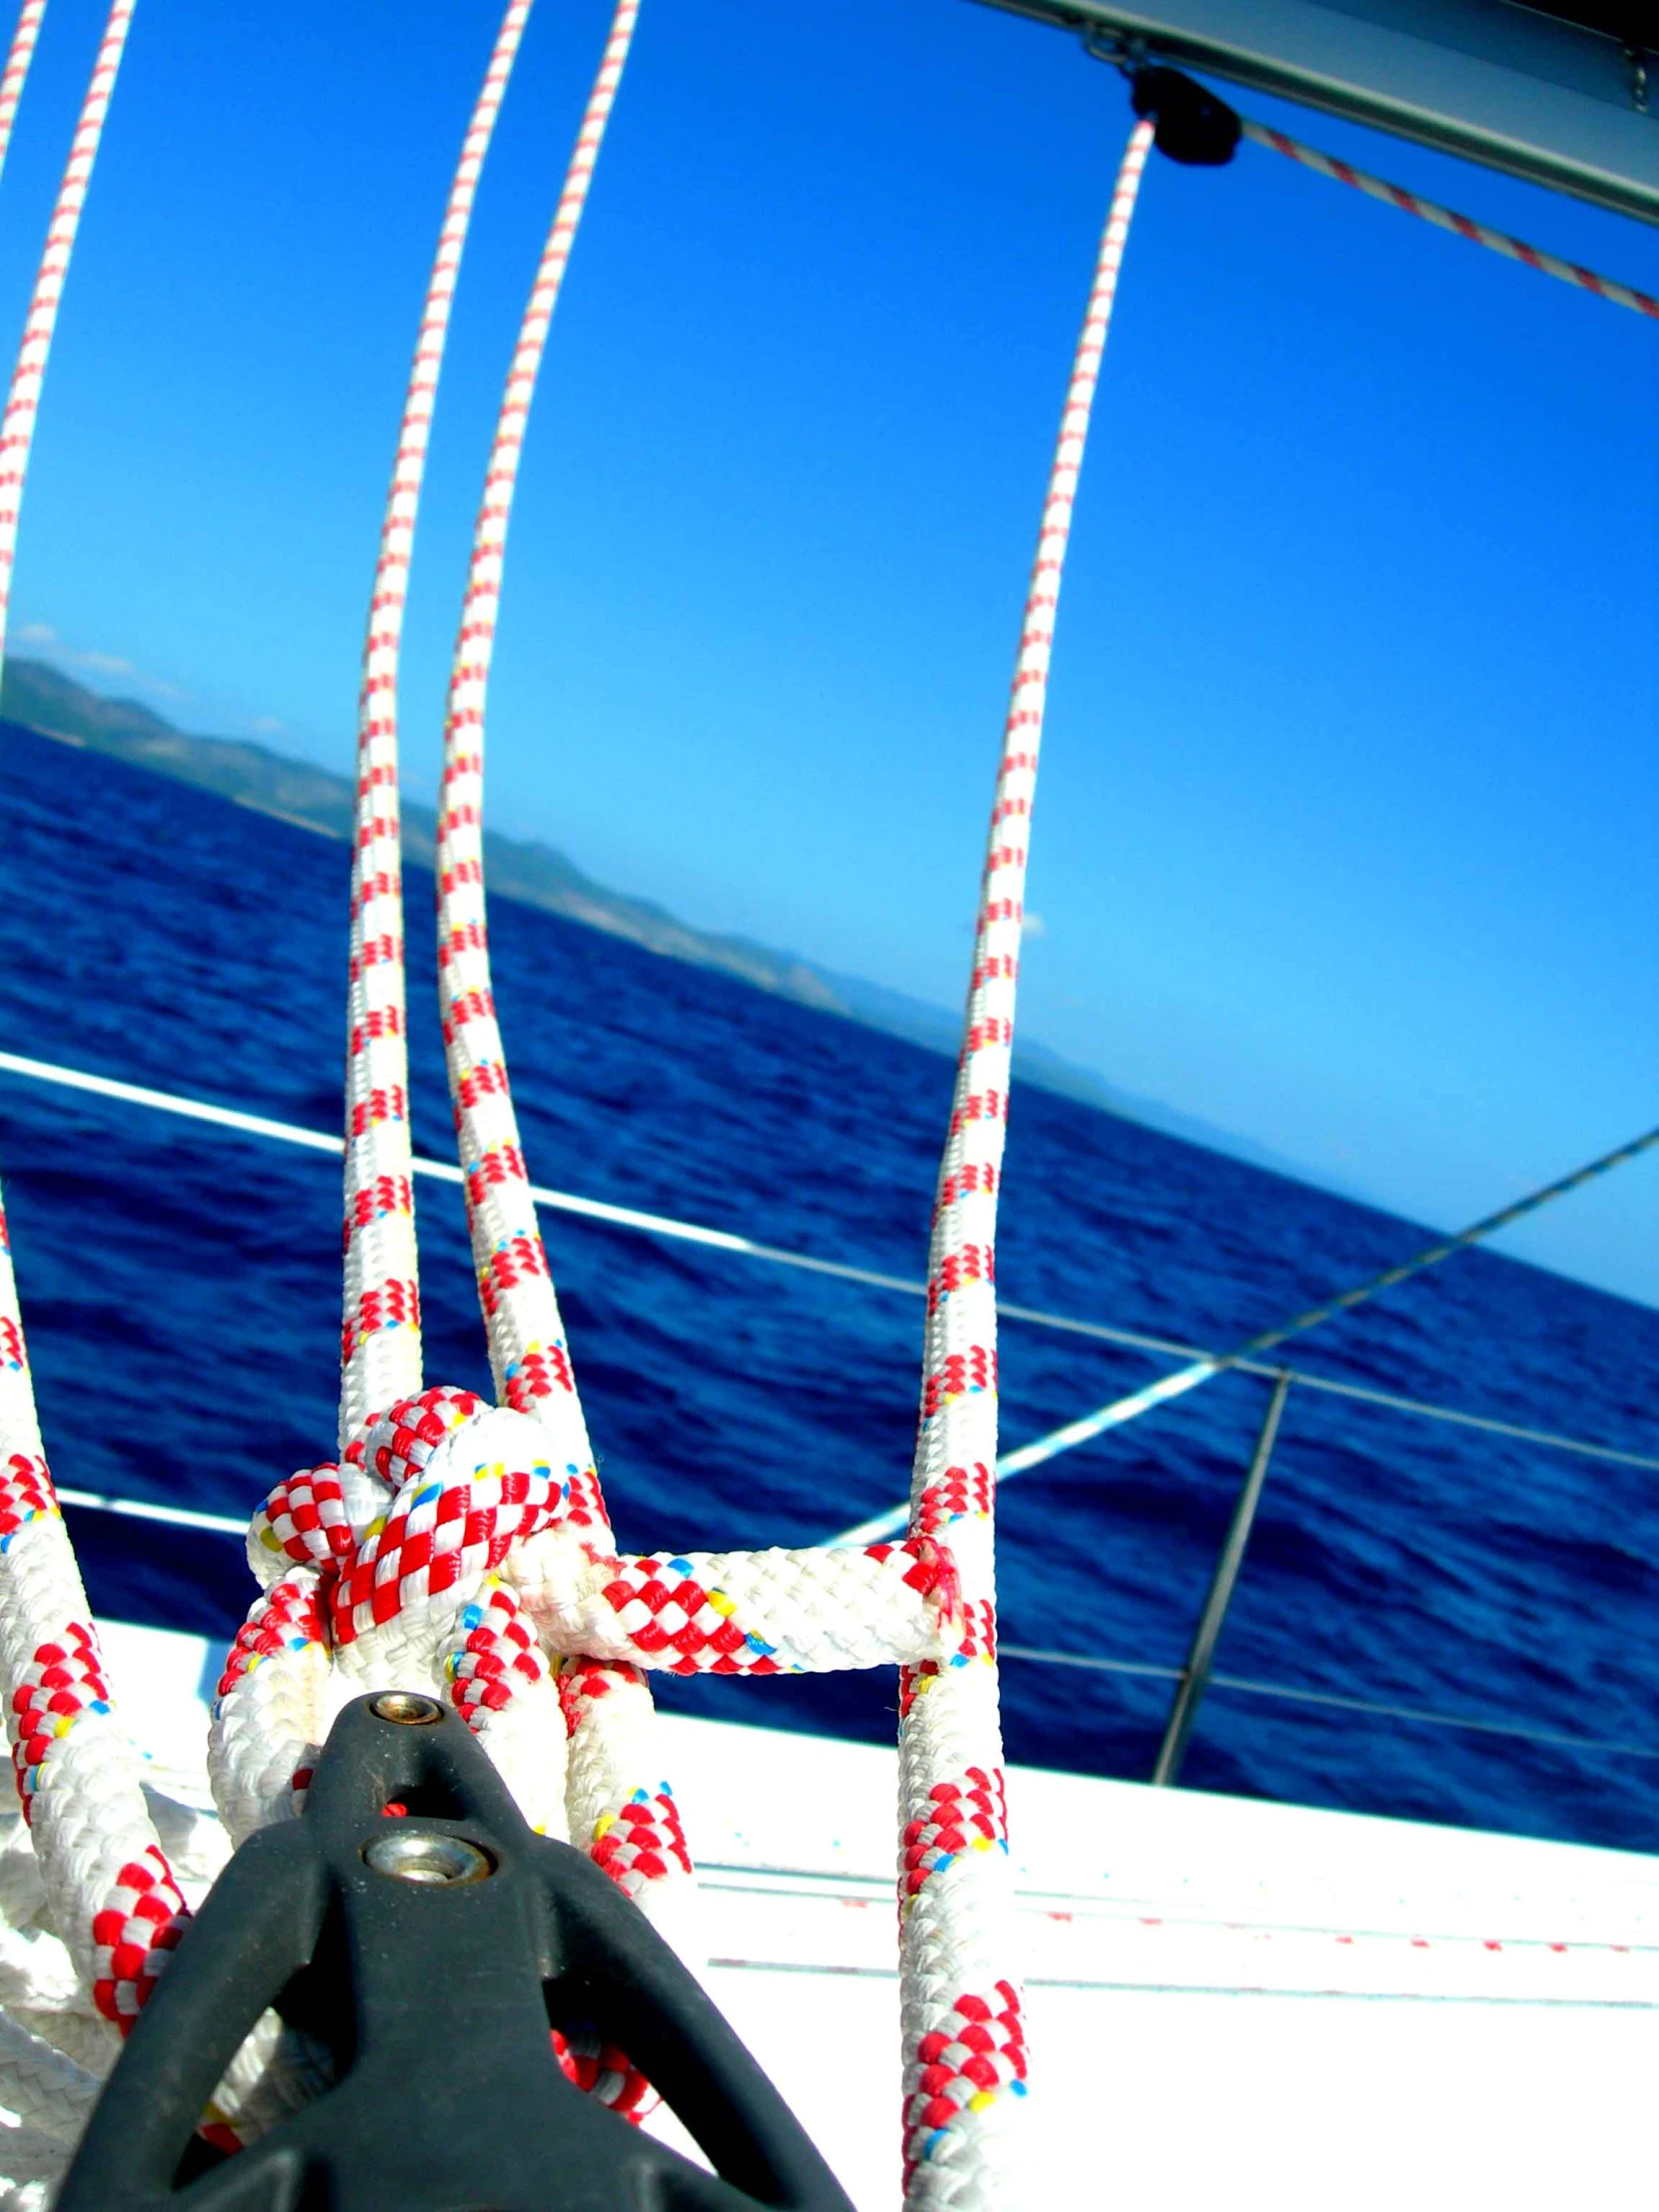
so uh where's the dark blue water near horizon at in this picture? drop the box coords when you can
[2,720,1656,1852]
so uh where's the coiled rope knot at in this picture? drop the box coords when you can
[262,1384,571,1644]
[211,1385,587,1844]
[210,1386,968,1855]
[206,1386,967,2132]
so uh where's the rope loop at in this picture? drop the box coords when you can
[215,1382,966,1870]
[215,1387,578,1845]
[210,1382,969,2134]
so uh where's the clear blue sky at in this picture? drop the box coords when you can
[2,0,1655,1301]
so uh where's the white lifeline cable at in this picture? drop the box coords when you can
[339,0,535,1446]
[893,117,1156,2212]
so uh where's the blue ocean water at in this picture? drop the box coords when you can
[1,719,1655,1850]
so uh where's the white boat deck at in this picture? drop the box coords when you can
[103,1623,1659,2210]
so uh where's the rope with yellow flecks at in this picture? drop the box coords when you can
[0,5,1165,2197]
[894,117,1155,2210]
[422,0,712,2005]
[0,0,183,2049]
[0,0,310,2163]
[340,0,535,1443]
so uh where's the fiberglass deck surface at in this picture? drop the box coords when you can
[103,1622,1659,2210]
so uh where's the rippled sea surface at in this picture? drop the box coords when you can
[2,720,1656,1849]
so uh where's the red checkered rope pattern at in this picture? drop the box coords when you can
[341,0,535,1444]
[212,1387,571,1844]
[0,1444,51,1542]
[554,1649,687,2121]
[216,1564,329,1820]
[212,1388,966,1818]
[557,1656,691,1893]
[514,1534,960,1675]
[0,0,337,2161]
[0,1,45,194]
[8,1609,110,1812]
[552,2027,655,2122]
[326,1388,566,1644]
[0,1434,207,2060]
[90,1847,188,2029]
[1242,118,1659,321]
[901,1769,1007,1907]
[894,118,1155,2210]
[434,0,637,1453]
[0,0,133,652]
[414,9,683,2096]
[0,1442,190,2035]
[0,0,227,2106]
[902,1984,1027,2203]
[562,1675,678,1920]
[556,1652,693,2120]
[208,1380,961,2125]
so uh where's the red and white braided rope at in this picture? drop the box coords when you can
[0,1,181,2047]
[205,1380,960,2145]
[435,0,637,1433]
[0,8,354,2156]
[1242,118,1659,322]
[0,0,130,660]
[423,0,700,1978]
[0,15,311,2150]
[210,1387,960,1834]
[0,1,46,195]
[341,0,536,1444]
[894,117,1156,2211]
[211,1390,575,1847]
[216,0,692,2128]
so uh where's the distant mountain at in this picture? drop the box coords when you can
[818,969,1310,1180]
[1,658,842,1011]
[1,655,1299,1178]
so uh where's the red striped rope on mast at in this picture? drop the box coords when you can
[341,0,537,1445]
[1242,118,1659,321]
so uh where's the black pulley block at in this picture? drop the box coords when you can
[58,1691,855,2212]
[1131,66,1243,165]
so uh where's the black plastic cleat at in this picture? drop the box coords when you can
[59,1691,857,2211]
[1131,66,1243,165]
